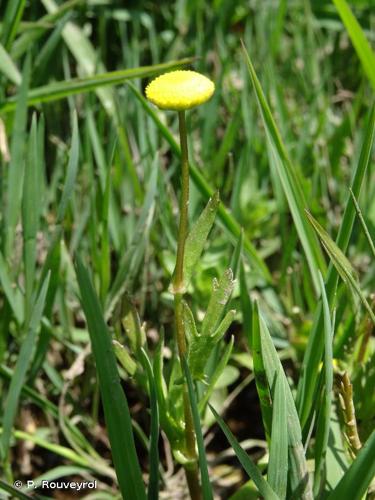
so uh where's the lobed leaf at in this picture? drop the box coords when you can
[201,269,235,337]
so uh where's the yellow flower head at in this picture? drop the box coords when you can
[145,70,215,111]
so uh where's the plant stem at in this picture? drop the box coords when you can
[173,110,201,500]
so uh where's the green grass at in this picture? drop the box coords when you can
[0,1,374,499]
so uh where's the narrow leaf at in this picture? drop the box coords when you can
[268,372,288,499]
[332,0,375,90]
[306,211,375,324]
[183,357,214,500]
[75,257,146,500]
[297,105,375,428]
[209,404,279,500]
[140,349,159,500]
[0,59,195,114]
[313,273,334,496]
[242,41,326,295]
[56,112,80,222]
[0,42,21,84]
[251,302,272,441]
[0,273,50,460]
[328,430,375,500]
[5,52,31,257]
[183,191,220,287]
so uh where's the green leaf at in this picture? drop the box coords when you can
[183,357,214,500]
[1,0,26,50]
[239,261,252,350]
[202,269,235,337]
[314,273,334,496]
[349,188,375,259]
[306,211,375,324]
[198,336,234,412]
[183,191,220,287]
[0,251,23,324]
[182,301,199,342]
[296,104,375,428]
[0,479,32,499]
[257,308,313,499]
[268,372,288,500]
[0,42,21,84]
[4,52,31,257]
[209,404,279,500]
[0,59,195,114]
[106,166,158,318]
[187,309,235,384]
[328,430,375,500]
[332,0,375,90]
[139,349,159,500]
[229,229,244,280]
[325,407,349,491]
[75,256,146,500]
[56,111,80,222]
[119,295,146,353]
[241,41,326,295]
[0,273,50,461]
[251,302,272,441]
[112,340,137,376]
[22,114,40,320]
[152,333,183,447]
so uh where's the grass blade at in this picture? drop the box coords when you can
[328,430,375,500]
[257,307,313,499]
[313,273,334,496]
[251,302,272,442]
[349,188,375,258]
[0,59,195,113]
[22,114,40,321]
[241,41,326,295]
[209,404,279,500]
[0,479,32,499]
[139,349,159,500]
[296,104,375,428]
[1,0,26,50]
[183,357,214,500]
[0,42,21,85]
[75,256,146,500]
[332,0,375,90]
[56,111,79,222]
[268,372,288,500]
[4,52,31,257]
[306,211,375,324]
[0,251,23,324]
[0,272,50,461]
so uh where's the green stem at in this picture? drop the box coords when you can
[173,111,201,500]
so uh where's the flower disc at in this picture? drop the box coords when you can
[145,70,215,111]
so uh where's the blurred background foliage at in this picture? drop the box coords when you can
[0,0,374,498]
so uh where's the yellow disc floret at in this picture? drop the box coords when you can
[145,70,215,111]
